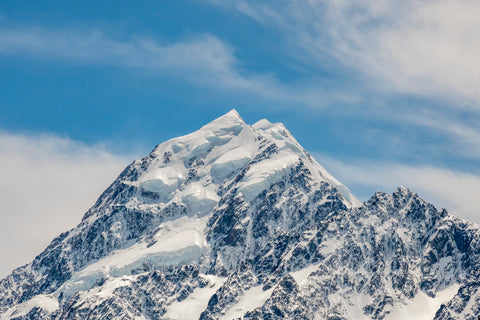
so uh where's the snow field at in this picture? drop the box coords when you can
[165,275,227,320]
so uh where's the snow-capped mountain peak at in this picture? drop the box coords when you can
[117,109,358,216]
[1,110,479,320]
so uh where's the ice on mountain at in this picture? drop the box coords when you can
[253,117,360,207]
[141,166,184,186]
[238,152,299,201]
[1,295,59,319]
[62,246,204,299]
[221,285,275,320]
[253,120,290,140]
[385,284,461,320]
[253,120,299,155]
[75,276,133,308]
[111,245,205,276]
[210,147,251,182]
[205,134,234,148]
[136,109,357,208]
[202,109,244,131]
[186,138,212,161]
[60,215,210,299]
[252,118,273,130]
[289,263,320,287]
[139,167,184,202]
[164,275,227,320]
[181,183,219,215]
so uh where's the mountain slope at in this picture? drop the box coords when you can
[1,110,479,320]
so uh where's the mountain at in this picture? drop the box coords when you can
[1,110,479,320]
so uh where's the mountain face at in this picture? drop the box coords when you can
[1,110,479,320]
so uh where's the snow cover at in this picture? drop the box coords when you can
[291,263,372,320]
[290,263,321,286]
[238,152,300,201]
[139,167,184,202]
[1,294,59,320]
[56,109,360,306]
[0,109,364,318]
[60,215,210,299]
[385,284,461,320]
[220,285,275,320]
[252,117,360,207]
[181,182,219,214]
[69,276,136,310]
[137,109,358,210]
[164,275,226,320]
[210,147,251,182]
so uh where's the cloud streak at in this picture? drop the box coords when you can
[227,0,480,107]
[403,111,480,160]
[0,24,376,111]
[0,27,240,86]
[0,131,131,278]
[0,25,305,104]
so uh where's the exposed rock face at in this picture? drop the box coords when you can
[1,110,479,320]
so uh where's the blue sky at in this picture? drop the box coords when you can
[1,0,480,276]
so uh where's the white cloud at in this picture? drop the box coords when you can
[404,112,480,159]
[316,154,480,225]
[0,27,237,86]
[0,25,301,102]
[227,0,480,107]
[0,132,132,278]
[0,24,374,110]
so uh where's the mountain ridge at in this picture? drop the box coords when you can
[1,110,479,320]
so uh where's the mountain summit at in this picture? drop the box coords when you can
[1,110,479,319]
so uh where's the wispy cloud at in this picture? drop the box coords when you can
[315,154,480,225]
[0,24,378,110]
[403,111,480,160]
[0,131,131,278]
[0,25,310,104]
[224,0,480,108]
[0,27,239,86]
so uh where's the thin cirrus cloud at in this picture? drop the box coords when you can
[315,153,480,226]
[227,0,480,108]
[403,112,480,160]
[0,24,372,110]
[0,25,306,103]
[0,27,243,85]
[0,131,132,278]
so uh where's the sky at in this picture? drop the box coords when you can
[0,0,479,277]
